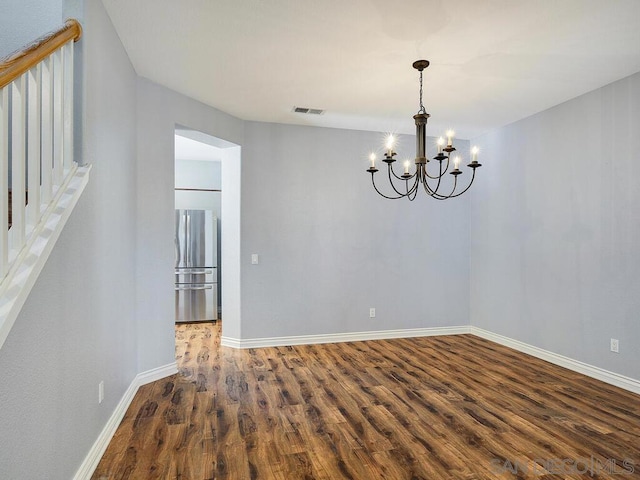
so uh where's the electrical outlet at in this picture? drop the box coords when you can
[610,338,619,353]
[98,381,104,404]
[369,308,376,318]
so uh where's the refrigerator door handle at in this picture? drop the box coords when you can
[185,212,190,268]
[175,285,214,291]
[175,269,214,275]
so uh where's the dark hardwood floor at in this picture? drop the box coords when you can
[92,322,640,479]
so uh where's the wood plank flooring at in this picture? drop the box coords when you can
[92,322,640,479]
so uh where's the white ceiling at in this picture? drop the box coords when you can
[102,0,640,139]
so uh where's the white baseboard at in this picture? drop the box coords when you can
[470,327,640,395]
[221,325,471,349]
[135,362,179,385]
[72,362,178,480]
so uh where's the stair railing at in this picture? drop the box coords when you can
[0,19,82,278]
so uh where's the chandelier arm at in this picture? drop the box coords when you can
[402,171,418,201]
[429,192,454,201]
[436,175,459,199]
[424,159,446,195]
[419,166,446,199]
[386,164,413,197]
[422,174,442,198]
[424,169,444,180]
[424,157,451,179]
[388,162,417,182]
[418,166,432,194]
[370,174,408,200]
[440,168,478,199]
[422,177,454,200]
[406,172,420,198]
[418,165,436,196]
[426,169,478,200]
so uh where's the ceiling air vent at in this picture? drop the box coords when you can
[293,107,324,115]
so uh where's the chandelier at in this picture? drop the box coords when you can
[366,60,482,200]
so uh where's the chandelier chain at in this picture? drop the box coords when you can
[418,70,426,114]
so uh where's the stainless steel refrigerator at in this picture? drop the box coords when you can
[174,209,218,322]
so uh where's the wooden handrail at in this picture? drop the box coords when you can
[0,19,82,89]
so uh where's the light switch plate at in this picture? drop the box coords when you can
[610,338,619,353]
[98,381,104,404]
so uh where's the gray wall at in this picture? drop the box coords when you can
[240,122,471,339]
[0,0,64,57]
[136,83,473,344]
[136,78,244,371]
[0,0,139,478]
[470,71,640,380]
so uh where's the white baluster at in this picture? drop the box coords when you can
[52,49,63,189]
[10,75,27,259]
[63,41,74,172]
[41,56,53,208]
[0,21,85,345]
[0,87,8,277]
[0,27,79,283]
[27,64,42,232]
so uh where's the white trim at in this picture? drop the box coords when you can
[72,362,178,480]
[221,325,471,349]
[470,327,640,395]
[135,361,179,385]
[0,165,91,350]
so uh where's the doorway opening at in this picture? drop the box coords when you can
[173,126,241,343]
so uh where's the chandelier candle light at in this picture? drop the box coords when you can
[366,60,482,200]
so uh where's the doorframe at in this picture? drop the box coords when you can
[173,126,241,340]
